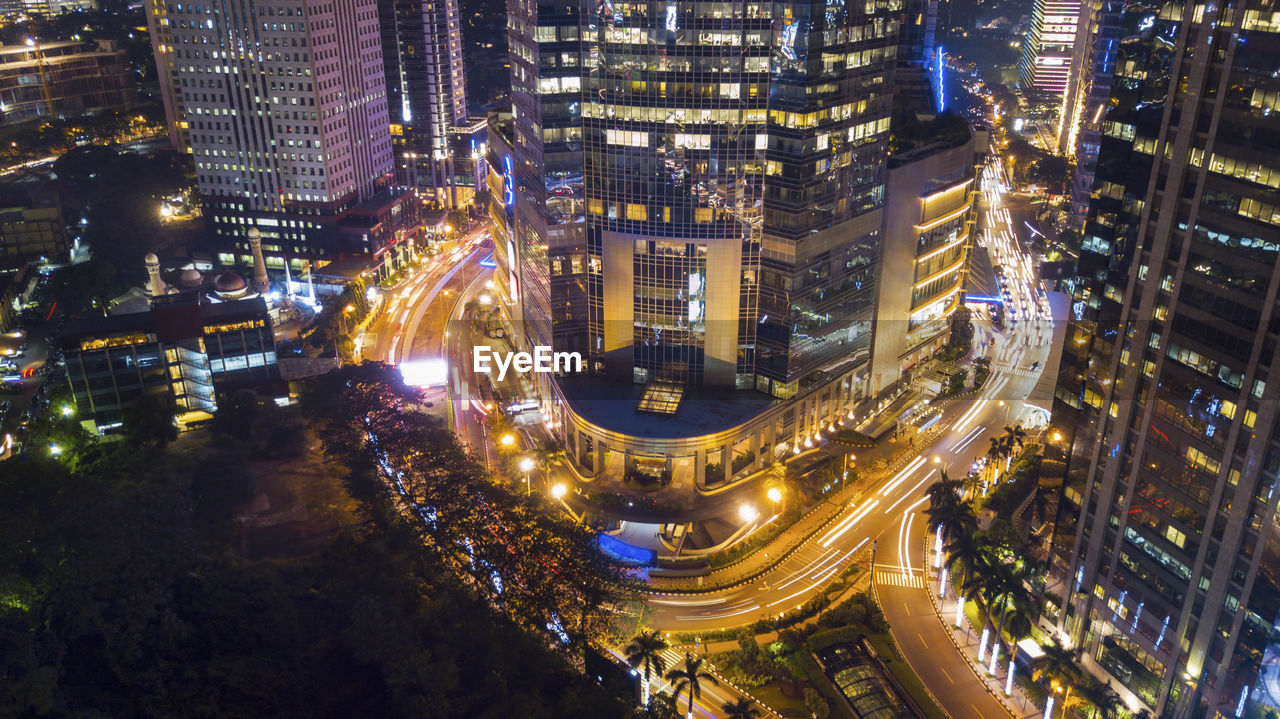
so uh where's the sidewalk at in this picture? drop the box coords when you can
[924,531,1042,719]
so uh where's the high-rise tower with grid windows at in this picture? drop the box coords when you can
[378,0,469,208]
[1017,0,1080,96]
[487,0,901,490]
[1049,1,1280,716]
[145,0,411,270]
[503,0,896,396]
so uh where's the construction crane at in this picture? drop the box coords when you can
[24,33,57,120]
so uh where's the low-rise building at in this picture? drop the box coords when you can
[0,203,68,268]
[60,294,281,433]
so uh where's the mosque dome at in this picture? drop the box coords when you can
[179,268,203,288]
[214,271,248,297]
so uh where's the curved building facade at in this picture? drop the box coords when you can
[492,0,901,488]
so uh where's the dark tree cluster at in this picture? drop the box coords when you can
[44,146,195,314]
[0,386,633,718]
[302,364,638,651]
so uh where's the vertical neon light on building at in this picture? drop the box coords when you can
[503,155,514,210]
[935,46,945,112]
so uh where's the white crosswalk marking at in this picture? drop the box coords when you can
[992,364,1039,378]
[875,570,926,589]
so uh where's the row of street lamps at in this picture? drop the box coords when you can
[500,432,567,500]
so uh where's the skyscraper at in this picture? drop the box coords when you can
[145,0,405,268]
[379,0,469,208]
[1051,1,1280,716]
[1054,0,1122,229]
[490,0,897,486]
[1017,0,1081,96]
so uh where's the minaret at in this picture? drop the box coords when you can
[247,227,270,296]
[144,252,168,298]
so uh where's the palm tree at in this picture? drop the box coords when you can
[635,694,682,719]
[532,437,566,471]
[997,425,1026,475]
[1003,424,1027,454]
[925,475,977,543]
[985,436,1007,490]
[945,529,984,626]
[925,468,964,512]
[624,630,669,706]
[1074,675,1123,719]
[721,696,763,719]
[634,694,682,719]
[1001,598,1035,692]
[1031,638,1082,698]
[665,653,720,719]
[983,566,1024,656]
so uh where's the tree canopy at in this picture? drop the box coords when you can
[0,372,634,717]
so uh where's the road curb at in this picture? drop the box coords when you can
[922,530,1037,718]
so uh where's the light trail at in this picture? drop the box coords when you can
[949,425,984,452]
[883,472,939,514]
[650,596,729,607]
[952,424,986,454]
[897,512,912,577]
[773,547,840,591]
[676,602,761,621]
[819,499,880,548]
[877,456,927,497]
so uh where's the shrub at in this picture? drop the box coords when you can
[804,687,831,719]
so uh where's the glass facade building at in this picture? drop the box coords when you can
[61,296,280,433]
[1050,1,1280,716]
[505,0,898,396]
[379,0,470,208]
[489,0,915,491]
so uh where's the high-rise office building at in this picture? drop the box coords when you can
[0,0,96,14]
[145,0,410,270]
[1017,0,1080,96]
[1051,1,1280,716]
[869,115,984,396]
[490,0,897,488]
[379,0,470,208]
[1054,0,1122,229]
[0,40,135,126]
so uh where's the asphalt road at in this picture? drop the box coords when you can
[369,159,1060,718]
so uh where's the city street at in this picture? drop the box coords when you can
[364,158,1064,719]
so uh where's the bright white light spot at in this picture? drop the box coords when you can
[399,358,447,387]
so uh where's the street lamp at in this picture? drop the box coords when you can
[519,456,535,496]
[738,504,758,523]
[340,304,355,335]
[500,433,515,447]
[49,444,60,456]
[550,482,567,499]
[843,453,856,499]
[60,405,73,417]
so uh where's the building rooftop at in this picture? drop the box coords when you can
[888,111,973,166]
[558,375,777,439]
[60,295,270,347]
